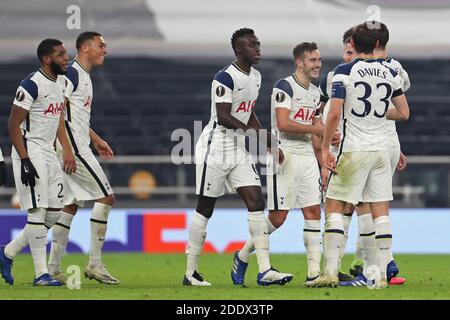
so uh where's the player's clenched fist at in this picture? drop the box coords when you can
[20,158,39,187]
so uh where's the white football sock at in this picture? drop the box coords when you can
[48,211,74,273]
[358,213,378,278]
[374,215,392,280]
[323,213,344,276]
[186,212,208,277]
[247,211,271,273]
[339,214,352,270]
[238,217,277,263]
[23,208,48,277]
[89,202,111,267]
[355,236,363,262]
[4,230,28,259]
[303,219,322,278]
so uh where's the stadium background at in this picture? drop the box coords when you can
[0,0,450,256]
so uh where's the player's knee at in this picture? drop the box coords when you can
[302,205,321,220]
[64,204,79,215]
[269,213,287,228]
[196,195,216,218]
[99,194,115,206]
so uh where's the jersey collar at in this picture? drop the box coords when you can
[74,58,90,74]
[292,73,309,90]
[232,61,250,76]
[38,68,57,82]
[354,57,379,63]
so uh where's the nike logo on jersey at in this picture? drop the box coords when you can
[238,87,244,91]
[35,235,46,240]
[44,94,50,98]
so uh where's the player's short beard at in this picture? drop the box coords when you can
[50,60,66,75]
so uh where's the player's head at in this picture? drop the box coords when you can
[351,22,379,55]
[342,27,355,63]
[76,31,107,66]
[231,28,261,65]
[37,38,69,75]
[372,21,389,49]
[293,42,321,80]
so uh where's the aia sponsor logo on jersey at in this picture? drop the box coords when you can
[43,102,64,115]
[293,108,316,122]
[235,100,256,113]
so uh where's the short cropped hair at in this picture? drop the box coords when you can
[231,28,255,54]
[37,38,63,62]
[293,42,318,61]
[342,27,355,44]
[76,31,102,50]
[352,22,378,54]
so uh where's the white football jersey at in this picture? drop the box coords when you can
[12,69,65,161]
[63,59,93,155]
[271,74,321,154]
[199,62,261,153]
[380,57,411,147]
[331,58,404,152]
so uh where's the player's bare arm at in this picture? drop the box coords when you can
[312,130,329,191]
[8,105,40,187]
[89,128,114,160]
[387,94,410,121]
[321,98,343,172]
[57,98,76,174]
[8,105,29,159]
[248,111,284,163]
[276,107,323,136]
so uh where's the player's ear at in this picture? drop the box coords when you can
[42,54,51,66]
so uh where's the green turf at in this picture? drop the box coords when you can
[1,253,449,300]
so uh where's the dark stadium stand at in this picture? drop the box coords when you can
[0,57,448,206]
[0,57,447,156]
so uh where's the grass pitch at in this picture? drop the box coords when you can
[0,253,449,300]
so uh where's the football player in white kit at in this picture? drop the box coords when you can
[184,28,292,286]
[318,22,410,288]
[47,32,118,284]
[0,39,70,286]
[232,42,336,287]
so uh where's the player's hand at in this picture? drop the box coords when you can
[320,166,329,192]
[331,131,341,147]
[278,148,285,165]
[0,161,6,186]
[94,139,114,160]
[322,148,336,173]
[397,151,407,171]
[63,148,76,174]
[314,122,324,137]
[20,158,39,187]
